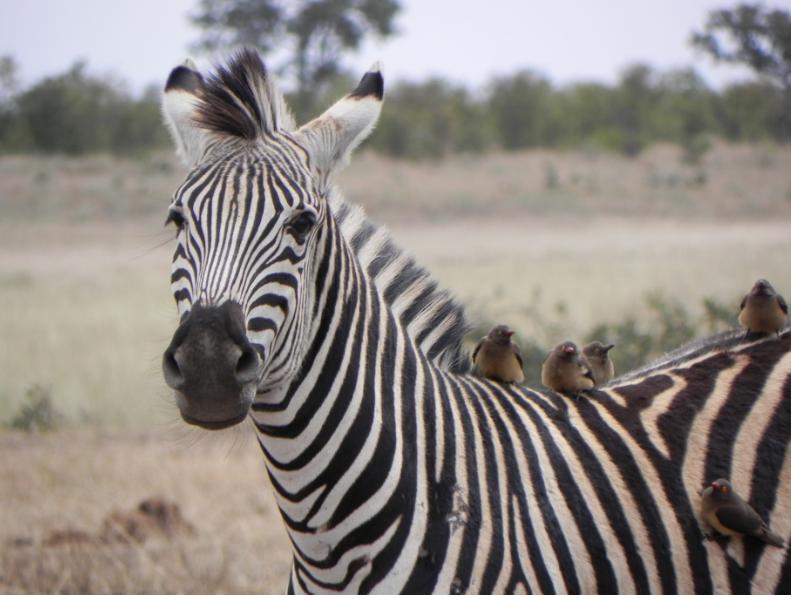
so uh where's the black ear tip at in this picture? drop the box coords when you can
[350,70,384,100]
[165,65,204,93]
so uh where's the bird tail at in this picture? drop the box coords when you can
[759,526,785,548]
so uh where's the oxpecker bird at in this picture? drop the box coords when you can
[582,341,615,387]
[542,341,595,397]
[738,279,787,338]
[700,478,784,547]
[472,325,525,384]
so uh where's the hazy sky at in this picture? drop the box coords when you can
[1,0,758,94]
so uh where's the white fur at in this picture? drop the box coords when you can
[296,65,383,176]
[161,59,211,168]
[161,89,211,168]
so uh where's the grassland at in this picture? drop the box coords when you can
[0,429,293,593]
[1,142,791,593]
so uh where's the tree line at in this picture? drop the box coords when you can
[368,65,787,160]
[0,58,170,156]
[0,58,786,160]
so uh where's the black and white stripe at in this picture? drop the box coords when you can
[163,50,791,593]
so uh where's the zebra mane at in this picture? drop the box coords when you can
[195,49,296,138]
[329,191,472,373]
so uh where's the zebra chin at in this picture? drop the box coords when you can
[173,384,257,430]
[162,301,263,430]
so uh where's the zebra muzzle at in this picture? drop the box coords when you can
[162,301,261,429]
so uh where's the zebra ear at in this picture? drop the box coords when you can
[296,63,383,178]
[161,59,210,168]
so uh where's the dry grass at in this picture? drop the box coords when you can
[2,142,791,224]
[3,215,789,426]
[2,144,791,592]
[391,217,791,344]
[340,142,791,222]
[0,428,292,594]
[0,220,177,426]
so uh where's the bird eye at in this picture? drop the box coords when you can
[721,485,729,494]
[165,206,186,230]
[287,210,317,239]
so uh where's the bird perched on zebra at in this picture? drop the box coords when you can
[472,325,525,383]
[700,478,784,547]
[542,341,595,397]
[582,341,615,387]
[738,279,788,338]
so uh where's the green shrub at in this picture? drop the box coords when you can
[8,385,62,432]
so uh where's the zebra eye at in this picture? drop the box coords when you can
[287,211,317,239]
[165,207,186,230]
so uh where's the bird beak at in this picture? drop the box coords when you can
[604,344,615,353]
[504,330,514,338]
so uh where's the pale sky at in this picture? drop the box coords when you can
[0,0,762,95]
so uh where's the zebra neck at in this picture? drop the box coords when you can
[249,220,439,576]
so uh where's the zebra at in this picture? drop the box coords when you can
[159,50,791,593]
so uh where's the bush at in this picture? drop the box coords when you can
[8,385,62,432]
[0,61,169,155]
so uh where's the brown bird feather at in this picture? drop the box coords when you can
[700,478,784,547]
[473,325,525,383]
[542,341,594,397]
[738,279,788,337]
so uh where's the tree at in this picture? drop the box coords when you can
[0,55,20,104]
[371,79,494,159]
[192,0,401,115]
[0,55,26,151]
[718,81,784,141]
[14,62,123,154]
[692,4,791,89]
[487,71,558,150]
[555,82,616,146]
[611,64,660,156]
[654,68,716,163]
[5,62,169,155]
[692,3,791,139]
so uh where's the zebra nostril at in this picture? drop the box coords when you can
[162,349,186,390]
[235,347,261,384]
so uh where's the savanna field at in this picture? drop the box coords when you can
[2,142,791,592]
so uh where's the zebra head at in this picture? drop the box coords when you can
[160,50,383,429]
